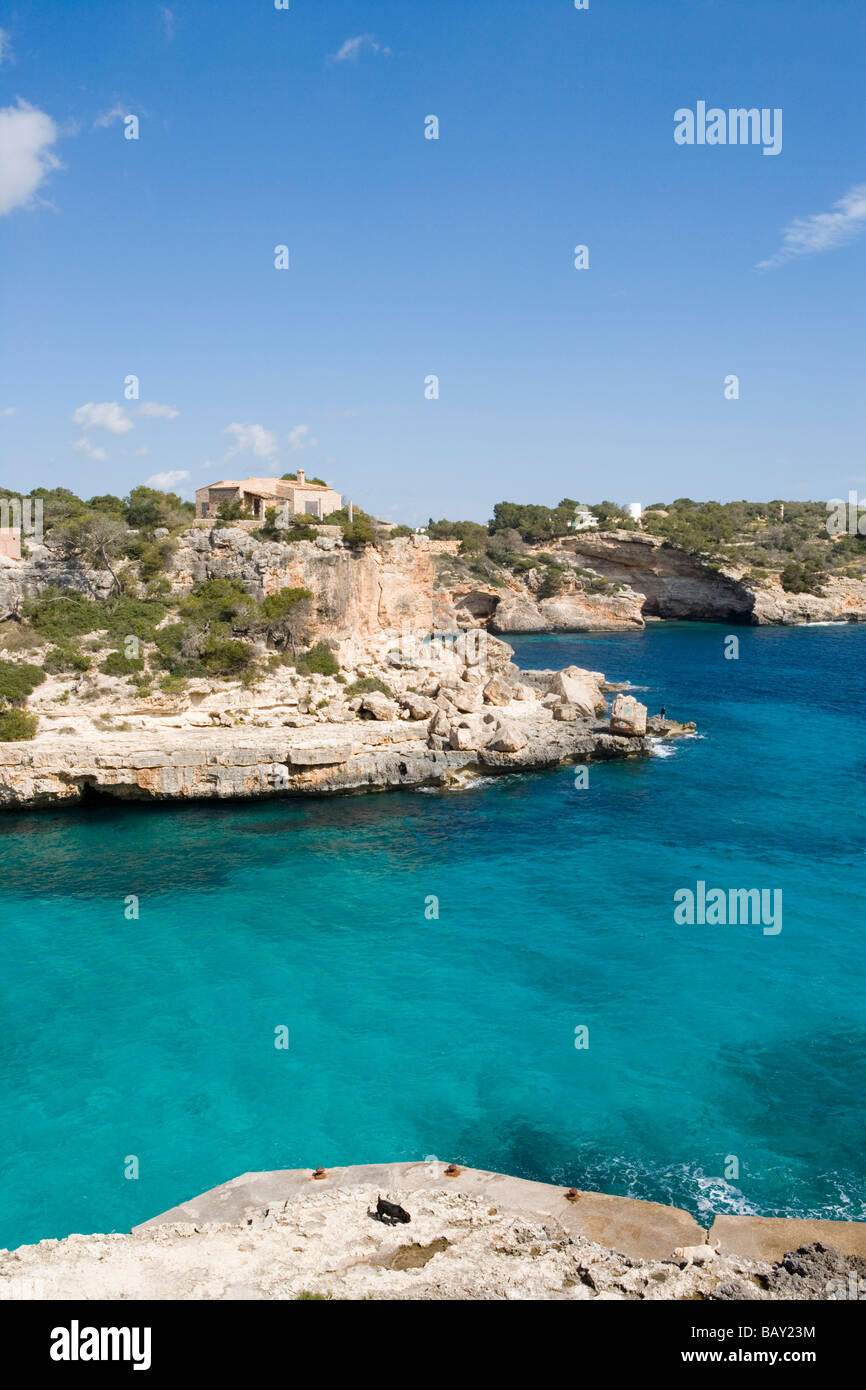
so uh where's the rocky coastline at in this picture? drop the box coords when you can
[3,1164,864,1301]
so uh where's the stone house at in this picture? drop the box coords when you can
[195,469,342,521]
[0,527,21,560]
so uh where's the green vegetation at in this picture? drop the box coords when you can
[0,708,38,741]
[99,650,146,678]
[780,559,826,595]
[294,641,340,677]
[345,675,394,698]
[0,659,46,703]
[43,644,92,675]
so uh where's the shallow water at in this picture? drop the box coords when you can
[0,622,863,1249]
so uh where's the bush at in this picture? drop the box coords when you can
[345,676,394,698]
[24,591,100,641]
[99,650,145,677]
[200,636,254,678]
[44,644,92,675]
[0,708,38,741]
[180,579,255,627]
[780,560,825,594]
[341,514,376,547]
[295,642,340,677]
[0,659,46,703]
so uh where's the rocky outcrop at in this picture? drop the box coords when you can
[0,714,652,809]
[749,574,866,625]
[170,527,437,640]
[437,532,866,632]
[492,589,645,633]
[3,1163,864,1301]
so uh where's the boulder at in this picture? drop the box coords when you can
[482,673,517,705]
[552,702,580,722]
[449,723,484,751]
[550,666,607,717]
[609,693,647,736]
[451,685,483,714]
[489,723,528,752]
[360,693,400,721]
[400,693,438,720]
[427,708,451,738]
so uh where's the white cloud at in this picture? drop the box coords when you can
[0,100,61,215]
[0,28,12,65]
[72,401,134,435]
[287,424,318,452]
[758,182,866,269]
[161,8,177,42]
[138,401,179,419]
[330,34,392,63]
[223,422,278,462]
[146,469,189,491]
[133,447,149,457]
[93,104,127,130]
[72,437,109,462]
[0,406,16,416]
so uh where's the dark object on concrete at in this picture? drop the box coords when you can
[376,1195,411,1226]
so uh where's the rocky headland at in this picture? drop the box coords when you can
[0,527,697,809]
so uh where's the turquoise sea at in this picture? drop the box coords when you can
[0,623,864,1252]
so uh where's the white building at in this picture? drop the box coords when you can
[625,502,642,521]
[569,507,598,532]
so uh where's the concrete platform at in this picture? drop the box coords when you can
[710,1214,866,1263]
[135,1161,706,1262]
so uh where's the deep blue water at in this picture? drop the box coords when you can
[0,622,864,1251]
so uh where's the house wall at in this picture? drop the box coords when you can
[0,528,21,560]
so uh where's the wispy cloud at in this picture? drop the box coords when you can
[146,469,189,491]
[223,422,278,462]
[161,7,177,42]
[0,406,16,417]
[72,438,109,462]
[0,100,61,215]
[93,104,127,130]
[758,182,866,270]
[330,34,392,64]
[287,424,318,452]
[0,27,12,65]
[138,401,179,420]
[72,401,134,435]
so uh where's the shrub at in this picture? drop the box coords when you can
[341,514,376,547]
[780,560,825,595]
[99,650,145,677]
[24,591,100,641]
[0,659,46,703]
[180,579,255,627]
[200,636,255,678]
[159,673,187,694]
[0,709,38,741]
[44,644,92,675]
[345,676,394,698]
[295,642,340,677]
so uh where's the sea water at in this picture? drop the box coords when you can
[0,622,863,1249]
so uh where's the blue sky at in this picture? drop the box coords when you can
[0,0,864,524]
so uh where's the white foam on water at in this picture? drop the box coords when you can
[650,740,677,758]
